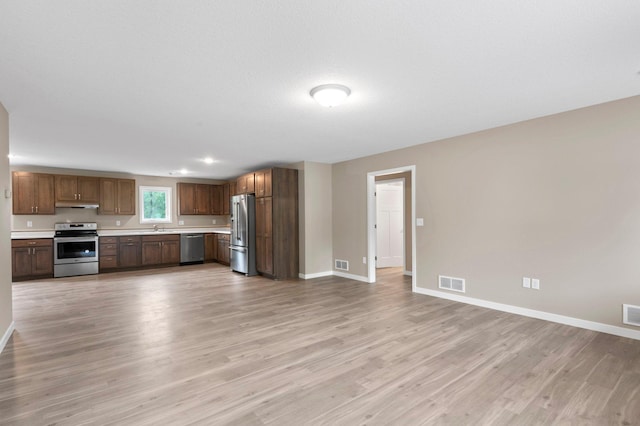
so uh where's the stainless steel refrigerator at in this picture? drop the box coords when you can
[230,194,257,276]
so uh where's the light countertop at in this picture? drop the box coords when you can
[11,227,231,239]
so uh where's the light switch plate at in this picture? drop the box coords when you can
[179,220,184,225]
[4,189,10,199]
[416,218,424,226]
[532,279,540,290]
[522,277,531,288]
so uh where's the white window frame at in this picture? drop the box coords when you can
[139,186,172,224]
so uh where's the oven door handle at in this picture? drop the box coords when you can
[54,237,99,243]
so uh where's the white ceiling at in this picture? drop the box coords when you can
[1,1,639,179]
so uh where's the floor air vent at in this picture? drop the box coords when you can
[623,304,640,327]
[335,259,349,271]
[439,275,465,293]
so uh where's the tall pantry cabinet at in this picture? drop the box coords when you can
[254,167,298,280]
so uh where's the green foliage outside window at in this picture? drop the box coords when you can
[139,186,171,223]
[143,190,167,219]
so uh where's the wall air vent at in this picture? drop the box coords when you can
[623,304,640,327]
[439,275,466,293]
[335,259,349,271]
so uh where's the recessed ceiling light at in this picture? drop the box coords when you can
[203,157,214,164]
[310,84,351,107]
[169,169,190,176]
[7,154,16,159]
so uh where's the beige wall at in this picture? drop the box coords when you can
[293,161,333,276]
[376,172,412,272]
[332,95,640,329]
[0,102,12,347]
[303,162,333,275]
[10,166,230,232]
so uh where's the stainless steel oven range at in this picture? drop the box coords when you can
[53,222,99,278]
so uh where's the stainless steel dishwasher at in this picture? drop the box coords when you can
[180,233,204,264]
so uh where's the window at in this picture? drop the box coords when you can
[139,186,172,224]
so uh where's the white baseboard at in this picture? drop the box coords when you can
[414,287,640,341]
[299,271,334,280]
[403,270,412,276]
[0,321,15,355]
[332,271,371,283]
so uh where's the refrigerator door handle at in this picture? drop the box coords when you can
[231,246,246,253]
[236,203,242,241]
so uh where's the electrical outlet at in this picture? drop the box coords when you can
[116,220,121,226]
[532,278,540,290]
[27,221,33,228]
[363,257,367,264]
[179,220,184,225]
[522,277,531,288]
[417,218,424,226]
[212,219,216,224]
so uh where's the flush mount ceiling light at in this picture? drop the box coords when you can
[310,84,351,107]
[203,157,214,164]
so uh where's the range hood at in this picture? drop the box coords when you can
[55,202,99,209]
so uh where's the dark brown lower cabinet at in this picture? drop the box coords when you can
[217,234,230,265]
[205,233,218,262]
[99,236,118,271]
[11,239,53,281]
[118,236,141,268]
[141,235,180,266]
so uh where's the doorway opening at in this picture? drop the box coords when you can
[367,166,416,291]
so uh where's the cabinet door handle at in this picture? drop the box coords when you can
[28,241,36,245]
[35,206,38,213]
[31,206,34,213]
[78,193,81,200]
[74,194,78,200]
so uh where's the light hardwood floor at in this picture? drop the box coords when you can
[1,264,639,425]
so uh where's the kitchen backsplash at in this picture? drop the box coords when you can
[11,209,229,231]
[10,165,231,231]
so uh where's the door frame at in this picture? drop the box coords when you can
[367,165,416,291]
[375,178,405,269]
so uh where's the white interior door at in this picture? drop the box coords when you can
[376,180,404,268]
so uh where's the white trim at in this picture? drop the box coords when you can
[414,287,640,341]
[299,271,334,280]
[403,270,412,276]
[333,271,370,283]
[0,321,15,354]
[366,166,417,289]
